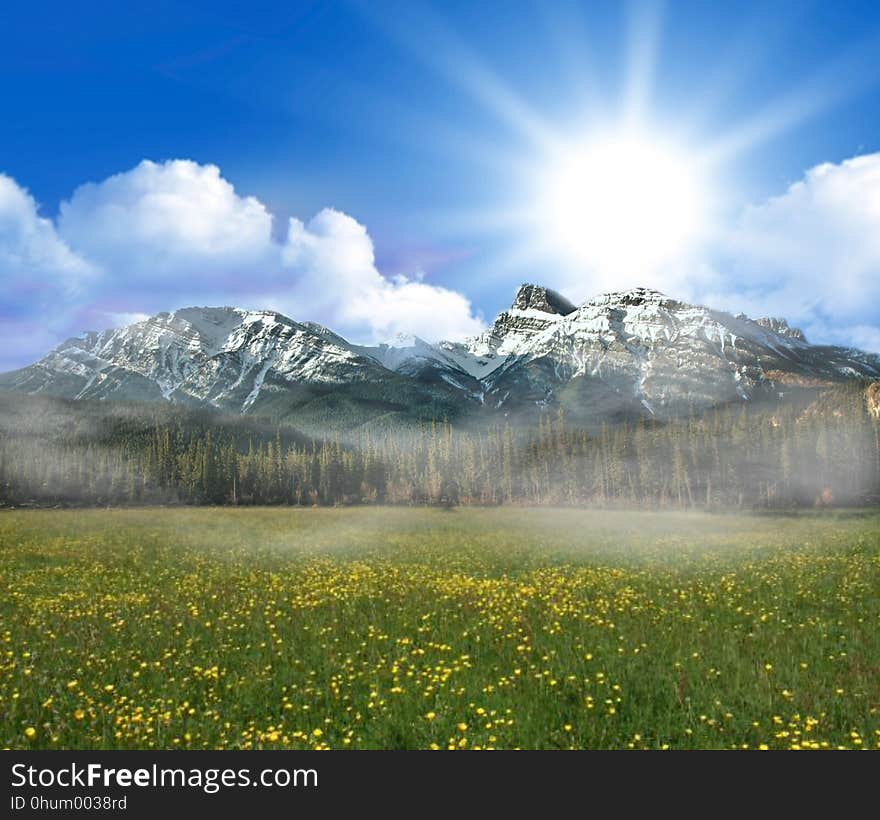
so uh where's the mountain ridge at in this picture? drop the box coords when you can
[2,284,878,427]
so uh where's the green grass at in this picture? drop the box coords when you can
[1,507,879,749]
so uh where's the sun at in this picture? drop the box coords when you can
[539,134,705,273]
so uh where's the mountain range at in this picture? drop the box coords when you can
[3,285,878,430]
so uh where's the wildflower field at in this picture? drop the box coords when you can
[1,507,879,750]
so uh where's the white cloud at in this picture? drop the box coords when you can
[731,154,880,316]
[57,159,278,292]
[281,208,485,342]
[0,160,484,371]
[0,173,94,296]
[0,174,96,368]
[717,153,880,349]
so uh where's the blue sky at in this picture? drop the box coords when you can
[2,0,880,369]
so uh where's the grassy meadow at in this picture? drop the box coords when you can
[1,506,879,750]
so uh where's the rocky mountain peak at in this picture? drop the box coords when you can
[511,284,576,315]
[755,317,807,342]
[585,286,681,310]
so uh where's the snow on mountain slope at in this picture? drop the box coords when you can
[1,307,392,412]
[351,334,487,403]
[2,284,878,421]
[435,285,880,416]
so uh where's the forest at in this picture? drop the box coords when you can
[1,383,878,510]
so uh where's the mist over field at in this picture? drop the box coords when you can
[1,380,878,511]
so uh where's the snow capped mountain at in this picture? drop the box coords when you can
[441,285,880,418]
[1,307,393,413]
[2,285,878,425]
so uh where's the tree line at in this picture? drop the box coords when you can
[0,384,878,509]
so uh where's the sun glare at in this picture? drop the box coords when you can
[540,135,705,273]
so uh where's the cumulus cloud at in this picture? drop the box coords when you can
[0,174,94,301]
[0,159,484,369]
[281,208,485,342]
[57,159,278,295]
[0,174,97,368]
[715,153,880,350]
